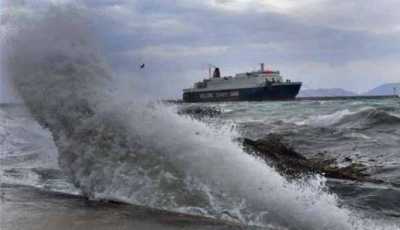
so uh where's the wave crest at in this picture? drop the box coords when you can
[297,107,400,129]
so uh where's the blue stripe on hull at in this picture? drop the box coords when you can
[183,83,302,102]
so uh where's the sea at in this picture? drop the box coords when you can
[1,99,400,230]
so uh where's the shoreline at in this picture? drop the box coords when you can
[296,94,399,101]
[1,184,252,230]
[164,94,399,104]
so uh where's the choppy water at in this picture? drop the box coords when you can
[182,99,400,219]
[2,3,400,230]
[1,99,400,229]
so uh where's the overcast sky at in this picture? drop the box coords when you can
[2,0,400,100]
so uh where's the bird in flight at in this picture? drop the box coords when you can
[140,63,145,69]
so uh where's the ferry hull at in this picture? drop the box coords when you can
[183,83,301,103]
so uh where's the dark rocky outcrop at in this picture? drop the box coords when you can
[242,134,381,183]
[178,105,221,119]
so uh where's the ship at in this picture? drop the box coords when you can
[183,63,302,102]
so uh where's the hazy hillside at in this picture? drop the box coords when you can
[363,83,400,95]
[298,88,357,97]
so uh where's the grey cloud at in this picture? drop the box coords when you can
[87,1,400,62]
[2,0,400,100]
[293,0,400,33]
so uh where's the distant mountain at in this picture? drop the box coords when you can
[363,83,400,95]
[298,88,357,97]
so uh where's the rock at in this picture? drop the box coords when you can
[178,105,221,119]
[344,157,352,162]
[242,134,382,183]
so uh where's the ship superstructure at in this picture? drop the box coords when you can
[183,63,302,102]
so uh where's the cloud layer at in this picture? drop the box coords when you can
[2,0,400,99]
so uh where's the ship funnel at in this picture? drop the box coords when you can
[260,63,264,72]
[213,67,221,78]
